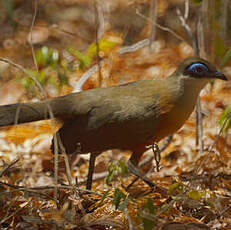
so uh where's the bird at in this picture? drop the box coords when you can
[0,57,227,190]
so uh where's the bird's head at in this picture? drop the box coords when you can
[174,57,227,81]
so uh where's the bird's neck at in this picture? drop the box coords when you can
[168,75,210,103]
[165,75,210,123]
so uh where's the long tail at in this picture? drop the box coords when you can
[0,93,76,127]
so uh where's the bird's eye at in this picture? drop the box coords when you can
[186,63,209,74]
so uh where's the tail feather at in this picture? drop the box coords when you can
[0,101,51,126]
[0,93,80,127]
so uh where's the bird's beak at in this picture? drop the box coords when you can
[213,71,227,81]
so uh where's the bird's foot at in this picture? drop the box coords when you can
[127,159,156,189]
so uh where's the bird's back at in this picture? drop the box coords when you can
[54,79,179,154]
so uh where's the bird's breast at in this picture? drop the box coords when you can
[147,78,200,142]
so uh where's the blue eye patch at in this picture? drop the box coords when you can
[184,62,210,77]
[187,63,209,73]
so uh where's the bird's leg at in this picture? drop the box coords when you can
[86,152,98,190]
[127,160,155,188]
[127,147,156,188]
[150,142,161,172]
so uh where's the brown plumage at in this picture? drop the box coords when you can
[0,57,227,189]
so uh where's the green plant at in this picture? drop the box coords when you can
[105,160,128,186]
[20,46,69,96]
[218,106,231,134]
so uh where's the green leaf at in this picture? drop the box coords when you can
[118,160,129,174]
[144,198,155,214]
[187,190,204,200]
[119,196,129,211]
[36,46,48,66]
[105,161,117,185]
[168,182,183,194]
[35,46,59,68]
[220,47,231,67]
[141,198,155,230]
[112,188,126,210]
[106,160,128,185]
[21,76,34,89]
[37,70,46,83]
[218,106,231,133]
[67,47,91,69]
[86,38,119,57]
[58,72,68,85]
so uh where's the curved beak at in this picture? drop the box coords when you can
[214,71,227,81]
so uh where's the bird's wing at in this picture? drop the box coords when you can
[54,79,176,153]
